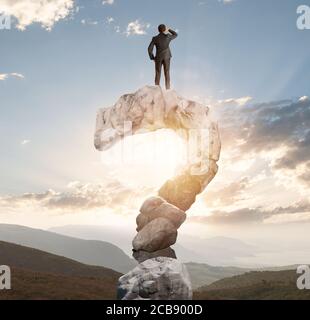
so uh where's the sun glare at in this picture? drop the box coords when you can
[100,129,187,188]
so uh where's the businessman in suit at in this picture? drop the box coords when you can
[148,24,178,90]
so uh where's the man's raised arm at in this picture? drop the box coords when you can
[148,37,155,60]
[169,29,178,40]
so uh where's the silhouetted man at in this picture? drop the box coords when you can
[148,24,178,90]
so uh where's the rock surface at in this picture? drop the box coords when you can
[140,197,165,215]
[136,197,186,232]
[159,160,219,211]
[94,86,221,199]
[95,86,222,300]
[132,217,177,252]
[117,257,192,300]
[133,247,176,264]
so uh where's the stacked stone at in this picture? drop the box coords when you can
[132,160,219,262]
[132,197,186,262]
[95,86,221,300]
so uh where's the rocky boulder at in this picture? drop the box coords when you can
[132,217,177,252]
[136,197,186,232]
[117,257,192,300]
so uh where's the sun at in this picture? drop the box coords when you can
[100,129,187,188]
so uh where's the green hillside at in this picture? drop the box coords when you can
[194,270,310,300]
[0,241,121,300]
[186,262,251,289]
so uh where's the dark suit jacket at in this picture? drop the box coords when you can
[148,29,178,61]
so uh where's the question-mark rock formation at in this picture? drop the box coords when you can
[94,86,221,300]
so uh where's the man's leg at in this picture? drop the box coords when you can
[163,58,171,90]
[155,59,162,86]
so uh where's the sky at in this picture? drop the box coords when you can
[0,0,310,266]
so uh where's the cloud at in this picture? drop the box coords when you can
[219,96,253,106]
[273,131,310,170]
[0,74,8,81]
[204,177,250,207]
[299,96,309,102]
[218,0,234,4]
[216,97,310,187]
[190,199,310,225]
[10,72,25,79]
[298,163,310,186]
[190,208,265,225]
[0,0,75,30]
[21,140,31,145]
[126,20,150,36]
[271,199,310,215]
[196,96,310,223]
[102,0,114,5]
[106,16,114,24]
[0,180,153,213]
[81,19,98,26]
[0,73,25,80]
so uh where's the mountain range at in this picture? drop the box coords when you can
[0,241,120,300]
[1,239,308,300]
[0,224,136,274]
[0,224,251,288]
[49,224,257,266]
[0,224,305,291]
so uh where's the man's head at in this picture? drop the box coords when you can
[158,24,166,33]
